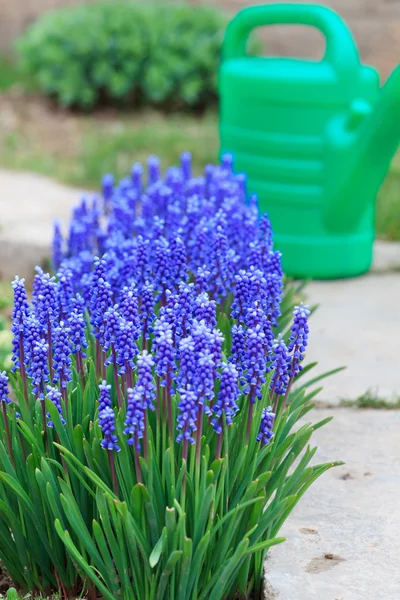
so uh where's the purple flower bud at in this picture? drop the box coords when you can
[102,173,114,207]
[136,351,156,411]
[68,308,88,357]
[52,221,64,272]
[98,381,112,411]
[153,320,175,387]
[229,323,246,376]
[288,303,310,377]
[176,387,198,444]
[131,163,143,191]
[257,407,275,446]
[52,321,72,388]
[140,282,155,337]
[211,362,239,434]
[24,315,43,376]
[195,349,215,412]
[178,336,196,388]
[102,305,121,353]
[119,285,140,331]
[270,335,290,396]
[0,371,11,404]
[195,266,210,295]
[147,155,161,186]
[124,388,145,450]
[32,268,57,328]
[46,386,66,427]
[115,319,139,375]
[243,326,267,402]
[231,270,250,321]
[99,406,120,452]
[194,293,216,329]
[170,236,188,284]
[90,277,113,335]
[11,276,30,371]
[180,151,192,180]
[56,267,74,320]
[30,339,49,399]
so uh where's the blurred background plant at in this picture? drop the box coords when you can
[17,1,230,111]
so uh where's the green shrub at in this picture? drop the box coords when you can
[17,1,226,110]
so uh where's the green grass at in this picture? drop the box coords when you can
[5,590,59,600]
[0,56,21,91]
[0,108,219,189]
[340,389,400,409]
[0,54,37,92]
[376,152,400,240]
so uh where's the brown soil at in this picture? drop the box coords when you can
[0,567,13,594]
[0,87,82,159]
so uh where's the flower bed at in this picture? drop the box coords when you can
[0,153,339,599]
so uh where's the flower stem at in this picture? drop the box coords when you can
[156,376,161,461]
[112,344,123,409]
[47,318,54,382]
[196,404,204,468]
[245,388,255,443]
[76,350,85,391]
[108,450,119,496]
[19,332,29,406]
[95,337,101,377]
[134,444,142,484]
[143,412,148,462]
[166,371,173,441]
[215,431,223,460]
[181,439,188,510]
[1,403,14,468]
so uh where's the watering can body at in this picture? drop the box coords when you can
[219,3,381,279]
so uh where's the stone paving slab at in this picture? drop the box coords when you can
[0,170,84,280]
[305,272,400,403]
[265,407,400,600]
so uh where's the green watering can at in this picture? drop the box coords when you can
[219,3,400,279]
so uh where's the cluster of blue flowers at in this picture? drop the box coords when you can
[6,153,310,460]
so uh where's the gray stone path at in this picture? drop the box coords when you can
[306,271,400,403]
[265,407,400,600]
[0,169,84,280]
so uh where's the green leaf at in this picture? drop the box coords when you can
[149,530,164,568]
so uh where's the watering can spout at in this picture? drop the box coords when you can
[324,65,400,233]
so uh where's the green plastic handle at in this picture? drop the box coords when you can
[223,3,360,70]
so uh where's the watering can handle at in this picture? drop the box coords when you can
[223,3,360,71]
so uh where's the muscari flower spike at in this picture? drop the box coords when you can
[30,339,50,399]
[136,351,156,411]
[46,386,66,427]
[288,303,310,378]
[52,221,64,272]
[68,308,88,357]
[211,362,239,434]
[176,387,198,444]
[52,321,72,388]
[11,276,30,371]
[257,407,275,446]
[270,334,290,396]
[0,371,11,404]
[99,406,120,452]
[98,381,112,411]
[124,387,145,450]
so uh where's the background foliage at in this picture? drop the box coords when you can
[17,1,227,111]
